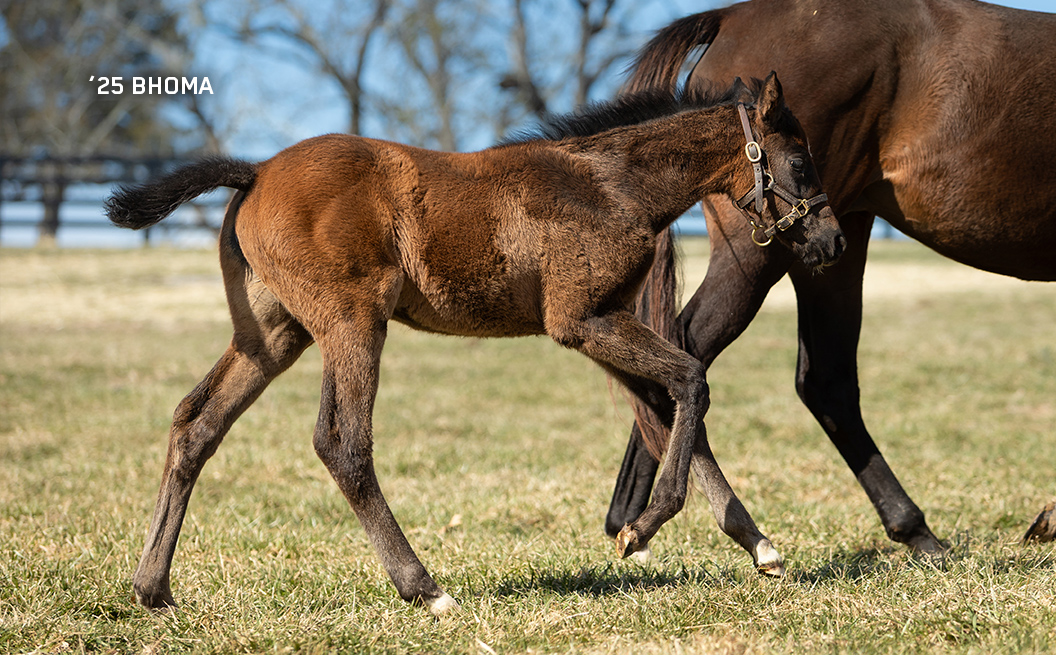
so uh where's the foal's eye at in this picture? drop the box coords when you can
[789,157,805,173]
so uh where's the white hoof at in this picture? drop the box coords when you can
[426,592,460,616]
[754,539,785,577]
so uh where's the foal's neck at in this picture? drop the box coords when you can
[573,106,750,232]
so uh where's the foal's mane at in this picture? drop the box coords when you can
[503,77,763,145]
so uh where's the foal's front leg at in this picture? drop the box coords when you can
[600,363,784,575]
[551,310,781,571]
[553,310,706,549]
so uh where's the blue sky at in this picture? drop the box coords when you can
[192,0,1055,158]
[2,0,1053,247]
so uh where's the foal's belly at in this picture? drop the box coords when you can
[392,272,546,338]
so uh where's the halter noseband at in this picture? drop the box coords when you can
[735,103,829,246]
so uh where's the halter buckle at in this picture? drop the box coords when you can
[775,214,796,232]
[745,141,763,163]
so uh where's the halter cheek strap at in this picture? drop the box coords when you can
[738,103,767,215]
[734,103,828,247]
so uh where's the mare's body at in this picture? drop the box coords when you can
[607,0,1056,550]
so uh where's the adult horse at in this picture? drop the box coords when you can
[606,0,1056,558]
[107,75,843,613]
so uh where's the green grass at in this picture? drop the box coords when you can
[1,241,1054,653]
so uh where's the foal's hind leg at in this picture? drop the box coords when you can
[305,274,455,615]
[133,262,312,610]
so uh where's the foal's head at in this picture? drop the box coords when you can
[733,73,845,268]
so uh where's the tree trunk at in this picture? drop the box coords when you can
[38,179,65,248]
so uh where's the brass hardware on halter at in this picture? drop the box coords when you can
[751,223,774,246]
[789,198,811,218]
[774,215,796,232]
[734,102,829,247]
[745,141,763,163]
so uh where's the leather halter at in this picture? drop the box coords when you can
[735,103,829,246]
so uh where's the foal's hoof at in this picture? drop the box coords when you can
[133,585,177,613]
[615,524,643,559]
[753,539,785,577]
[425,592,460,616]
[1023,500,1056,543]
[628,545,652,565]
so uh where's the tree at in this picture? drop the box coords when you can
[0,0,209,242]
[0,0,207,157]
[207,0,647,152]
[211,0,389,138]
[500,0,639,120]
[379,0,496,151]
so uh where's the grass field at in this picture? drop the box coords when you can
[1,240,1054,653]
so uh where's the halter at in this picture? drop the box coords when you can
[735,103,829,246]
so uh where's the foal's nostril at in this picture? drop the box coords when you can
[833,232,847,259]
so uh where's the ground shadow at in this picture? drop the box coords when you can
[788,546,901,585]
[482,536,1056,601]
[487,559,731,600]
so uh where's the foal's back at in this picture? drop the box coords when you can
[233,133,625,339]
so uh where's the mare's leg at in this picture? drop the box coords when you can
[133,254,313,610]
[606,199,792,537]
[1023,500,1056,543]
[789,214,943,553]
[307,276,456,615]
[605,424,660,537]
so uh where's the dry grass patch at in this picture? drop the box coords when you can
[1,242,1054,653]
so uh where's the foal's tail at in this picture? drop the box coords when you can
[624,9,727,460]
[629,230,682,461]
[105,157,257,229]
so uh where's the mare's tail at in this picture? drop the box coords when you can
[105,157,257,230]
[623,10,726,95]
[625,9,727,460]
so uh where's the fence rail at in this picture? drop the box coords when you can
[0,156,230,246]
[1,155,905,247]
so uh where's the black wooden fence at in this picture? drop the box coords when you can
[0,156,227,246]
[1,155,902,246]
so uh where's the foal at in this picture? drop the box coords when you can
[107,72,843,614]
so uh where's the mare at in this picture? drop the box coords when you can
[606,0,1056,560]
[105,74,844,613]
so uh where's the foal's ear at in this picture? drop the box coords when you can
[731,77,754,104]
[755,71,785,132]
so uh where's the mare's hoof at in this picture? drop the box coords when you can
[1023,500,1056,543]
[615,524,642,559]
[426,592,460,616]
[902,524,947,555]
[753,538,785,577]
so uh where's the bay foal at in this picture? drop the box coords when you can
[107,73,843,613]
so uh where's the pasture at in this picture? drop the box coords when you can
[1,239,1053,653]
